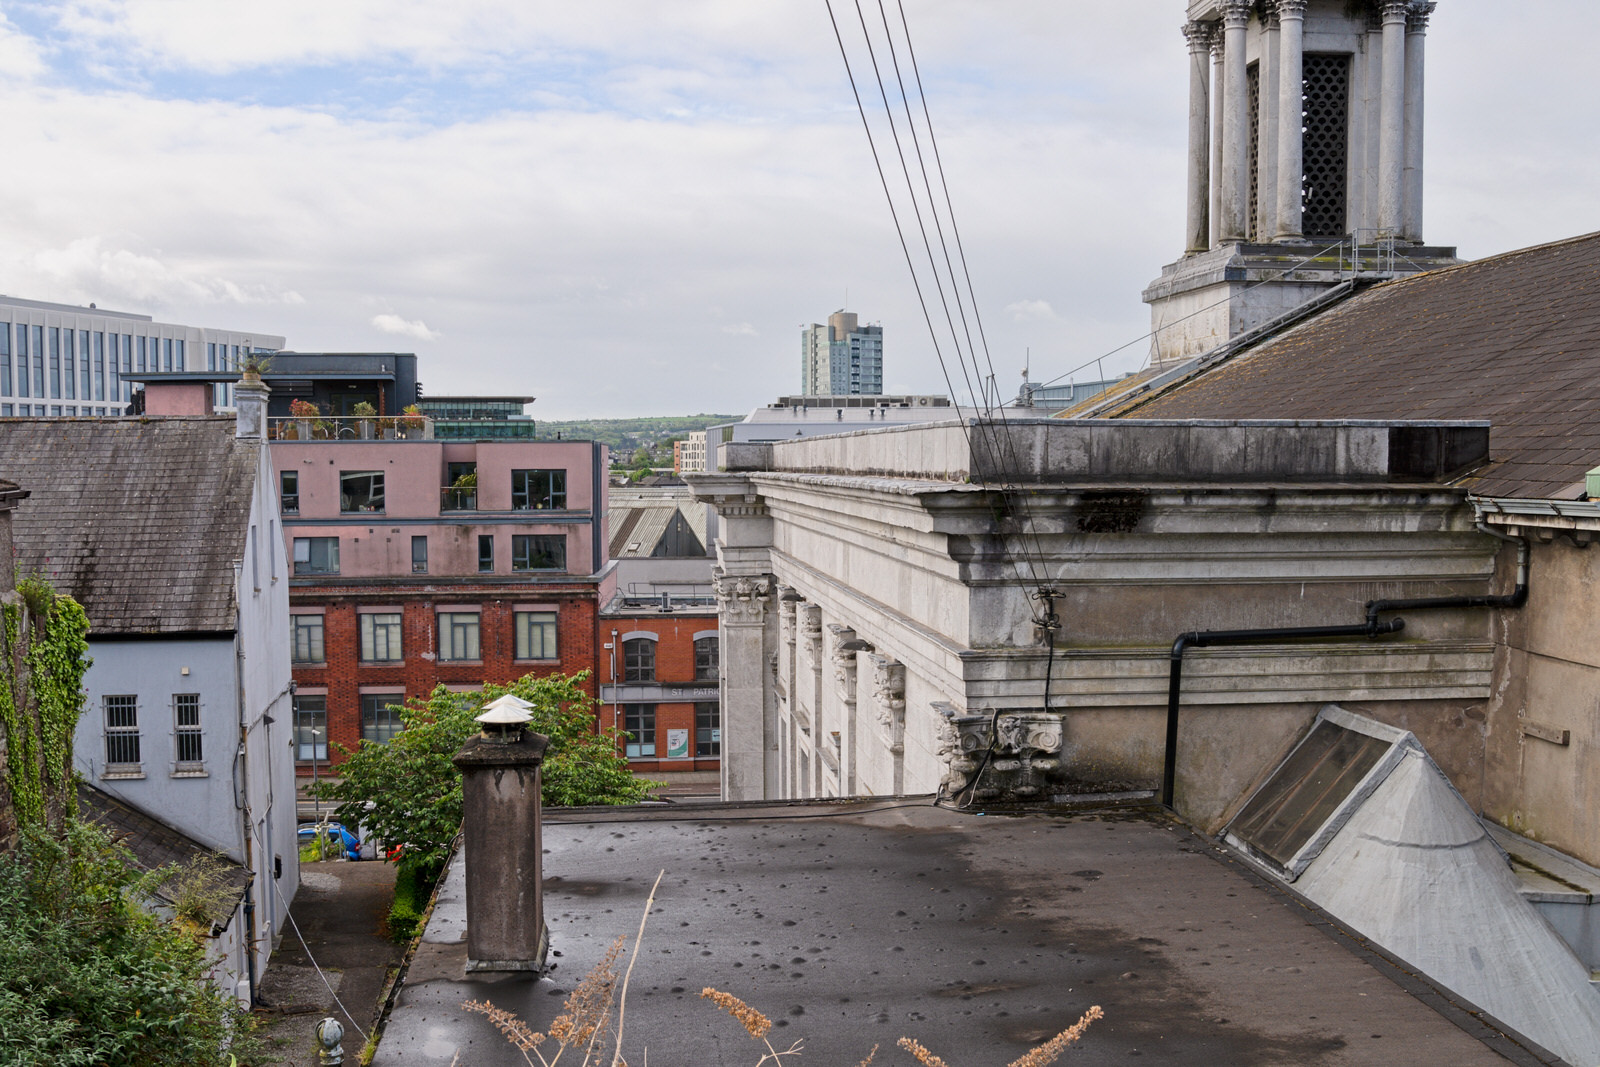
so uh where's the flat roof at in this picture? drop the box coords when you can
[374,801,1551,1066]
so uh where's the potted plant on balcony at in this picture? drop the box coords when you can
[448,470,478,510]
[352,400,378,439]
[400,403,426,438]
[288,398,320,440]
[239,352,271,382]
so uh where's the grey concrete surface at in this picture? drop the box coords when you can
[255,858,405,1066]
[371,801,1560,1066]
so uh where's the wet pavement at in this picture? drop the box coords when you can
[254,857,406,1065]
[370,800,1562,1066]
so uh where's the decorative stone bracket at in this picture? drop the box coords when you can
[866,654,906,755]
[935,704,1066,803]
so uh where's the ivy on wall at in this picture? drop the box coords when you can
[1,579,90,838]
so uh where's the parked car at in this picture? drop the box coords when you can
[298,821,361,859]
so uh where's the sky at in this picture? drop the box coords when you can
[0,1,1594,420]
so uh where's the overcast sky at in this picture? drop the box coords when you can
[0,1,1593,419]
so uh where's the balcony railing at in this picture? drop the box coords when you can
[440,486,478,511]
[269,415,434,441]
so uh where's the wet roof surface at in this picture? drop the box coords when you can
[373,801,1555,1065]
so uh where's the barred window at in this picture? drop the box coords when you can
[515,611,557,660]
[174,694,203,765]
[360,613,403,662]
[105,695,140,767]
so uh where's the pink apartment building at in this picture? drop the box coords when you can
[274,431,613,770]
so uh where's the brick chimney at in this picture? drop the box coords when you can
[452,701,550,973]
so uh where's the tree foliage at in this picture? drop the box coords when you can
[313,672,656,876]
[0,821,254,1066]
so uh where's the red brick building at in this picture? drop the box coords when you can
[597,595,719,774]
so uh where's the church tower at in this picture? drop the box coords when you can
[1145,0,1457,367]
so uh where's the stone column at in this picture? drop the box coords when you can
[1257,4,1280,241]
[1273,0,1307,240]
[1182,20,1213,254]
[1209,28,1226,248]
[715,571,773,801]
[1402,2,1436,242]
[774,587,798,797]
[1218,0,1252,242]
[452,728,550,973]
[797,603,823,798]
[1377,0,1409,235]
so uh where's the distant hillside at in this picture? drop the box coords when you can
[533,415,737,459]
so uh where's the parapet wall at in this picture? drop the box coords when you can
[723,418,1490,485]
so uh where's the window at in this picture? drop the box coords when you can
[411,535,428,574]
[292,615,325,663]
[478,535,494,573]
[623,637,656,682]
[515,611,557,660]
[293,537,339,575]
[438,612,481,661]
[174,694,203,767]
[696,702,721,757]
[340,470,384,513]
[104,695,140,769]
[511,534,566,572]
[280,470,299,515]
[511,469,566,510]
[624,704,656,758]
[695,636,719,681]
[361,695,404,745]
[293,696,327,761]
[360,613,403,662]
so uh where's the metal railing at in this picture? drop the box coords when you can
[269,415,434,441]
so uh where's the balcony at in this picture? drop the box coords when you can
[270,415,434,441]
[440,486,478,512]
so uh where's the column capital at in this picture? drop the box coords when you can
[1276,0,1307,19]
[1220,0,1253,30]
[1182,20,1212,51]
[1379,0,1411,23]
[1208,24,1226,58]
[713,571,771,622]
[1407,1,1437,33]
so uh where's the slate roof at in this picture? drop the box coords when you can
[1118,230,1600,500]
[79,782,249,929]
[0,417,258,634]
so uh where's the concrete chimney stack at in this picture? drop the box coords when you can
[452,713,550,973]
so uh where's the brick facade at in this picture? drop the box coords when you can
[597,609,720,773]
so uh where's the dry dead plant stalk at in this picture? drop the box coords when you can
[465,936,623,1067]
[898,1004,1103,1067]
[610,869,664,1067]
[700,987,805,1065]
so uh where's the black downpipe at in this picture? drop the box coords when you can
[1162,528,1530,811]
[1162,620,1404,808]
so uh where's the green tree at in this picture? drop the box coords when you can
[312,672,655,877]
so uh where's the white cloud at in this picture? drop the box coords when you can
[721,323,757,336]
[22,237,303,309]
[1004,300,1057,323]
[371,314,440,341]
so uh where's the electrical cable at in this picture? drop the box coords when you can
[251,821,372,1043]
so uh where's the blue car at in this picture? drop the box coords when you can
[298,822,361,859]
